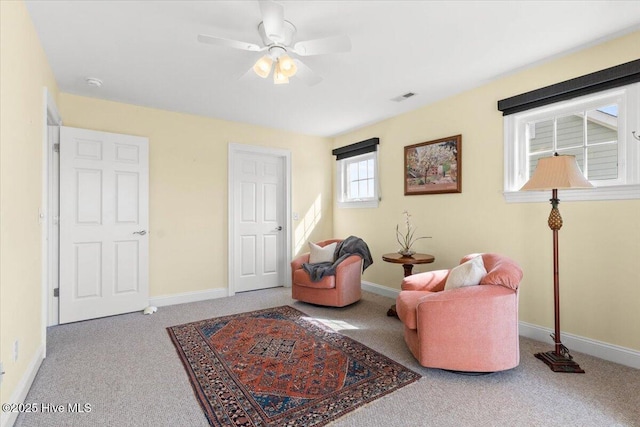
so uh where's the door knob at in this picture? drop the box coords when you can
[276,226,283,231]
[133,230,147,235]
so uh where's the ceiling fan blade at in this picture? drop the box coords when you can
[236,53,268,81]
[198,34,264,52]
[238,66,258,82]
[292,35,351,56]
[293,59,322,86]
[259,0,285,43]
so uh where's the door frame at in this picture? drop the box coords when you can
[42,88,62,338]
[228,143,291,296]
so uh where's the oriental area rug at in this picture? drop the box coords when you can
[167,305,420,427]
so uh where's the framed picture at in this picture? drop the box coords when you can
[404,135,461,195]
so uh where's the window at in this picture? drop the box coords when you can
[503,83,640,202]
[336,152,379,208]
[333,138,380,208]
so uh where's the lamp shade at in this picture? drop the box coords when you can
[278,55,297,78]
[253,55,273,78]
[520,155,594,191]
[273,62,289,84]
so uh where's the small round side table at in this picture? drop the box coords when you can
[382,252,435,317]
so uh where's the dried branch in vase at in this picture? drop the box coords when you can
[396,210,431,256]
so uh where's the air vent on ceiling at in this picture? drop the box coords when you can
[85,77,103,88]
[391,92,417,102]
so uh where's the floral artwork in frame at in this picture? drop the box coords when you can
[404,135,461,195]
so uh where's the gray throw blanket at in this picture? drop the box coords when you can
[302,236,373,282]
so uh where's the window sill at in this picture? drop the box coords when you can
[503,184,640,203]
[337,199,379,209]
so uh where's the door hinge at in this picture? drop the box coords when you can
[53,143,60,152]
[53,288,59,297]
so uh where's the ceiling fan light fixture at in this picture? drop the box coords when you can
[253,55,273,78]
[273,62,289,84]
[278,54,297,78]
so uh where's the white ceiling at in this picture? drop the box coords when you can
[26,1,640,137]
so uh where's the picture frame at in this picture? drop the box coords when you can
[404,135,462,195]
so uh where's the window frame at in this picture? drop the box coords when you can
[503,83,640,203]
[336,151,380,209]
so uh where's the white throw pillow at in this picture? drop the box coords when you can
[444,255,487,290]
[308,242,337,264]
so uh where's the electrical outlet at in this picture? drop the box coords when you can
[0,361,4,387]
[13,339,19,362]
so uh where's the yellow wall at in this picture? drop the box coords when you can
[333,31,640,351]
[0,0,59,405]
[58,95,333,297]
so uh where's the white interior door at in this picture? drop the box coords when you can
[59,127,149,323]
[231,147,286,293]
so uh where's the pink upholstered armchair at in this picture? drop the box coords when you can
[291,239,362,307]
[396,253,523,372]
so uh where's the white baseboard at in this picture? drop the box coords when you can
[1,344,45,427]
[363,281,640,369]
[362,280,400,299]
[149,288,228,308]
[518,321,640,369]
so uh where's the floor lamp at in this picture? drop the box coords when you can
[521,153,593,373]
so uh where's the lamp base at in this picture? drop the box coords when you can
[535,351,585,373]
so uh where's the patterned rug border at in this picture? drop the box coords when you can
[167,305,421,427]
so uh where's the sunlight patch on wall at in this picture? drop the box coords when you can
[294,194,322,254]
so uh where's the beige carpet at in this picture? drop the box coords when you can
[15,288,640,427]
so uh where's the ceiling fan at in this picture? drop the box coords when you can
[198,0,351,85]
